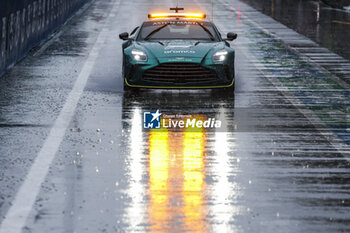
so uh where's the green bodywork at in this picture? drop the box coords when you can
[122,20,235,89]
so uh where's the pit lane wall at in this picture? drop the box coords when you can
[0,0,88,76]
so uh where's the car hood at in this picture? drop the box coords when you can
[137,40,225,61]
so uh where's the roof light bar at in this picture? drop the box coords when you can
[148,12,206,19]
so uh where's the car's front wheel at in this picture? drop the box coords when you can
[223,80,235,95]
[123,79,139,94]
[123,79,131,91]
[213,81,235,97]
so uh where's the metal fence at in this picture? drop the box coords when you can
[0,0,88,76]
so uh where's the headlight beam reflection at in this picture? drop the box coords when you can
[211,108,240,232]
[125,107,146,231]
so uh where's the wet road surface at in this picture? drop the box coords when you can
[0,0,350,232]
[239,0,350,61]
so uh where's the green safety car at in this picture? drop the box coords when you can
[119,7,237,92]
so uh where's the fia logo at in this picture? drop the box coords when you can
[143,110,162,129]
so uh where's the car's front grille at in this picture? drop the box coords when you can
[143,63,218,83]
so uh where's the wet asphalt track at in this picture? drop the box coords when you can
[0,0,350,232]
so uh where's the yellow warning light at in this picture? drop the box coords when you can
[148,12,206,19]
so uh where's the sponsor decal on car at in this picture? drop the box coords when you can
[164,50,196,54]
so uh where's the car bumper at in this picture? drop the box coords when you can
[124,62,235,89]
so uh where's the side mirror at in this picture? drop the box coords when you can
[119,32,129,40]
[225,32,237,41]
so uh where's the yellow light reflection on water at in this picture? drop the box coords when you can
[148,129,170,231]
[148,115,208,232]
[183,129,208,233]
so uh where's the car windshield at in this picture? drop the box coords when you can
[137,20,220,41]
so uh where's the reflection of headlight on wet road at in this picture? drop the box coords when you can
[132,49,148,62]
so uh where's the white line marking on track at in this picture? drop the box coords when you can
[0,0,120,232]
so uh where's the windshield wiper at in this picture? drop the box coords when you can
[144,23,170,40]
[195,22,215,41]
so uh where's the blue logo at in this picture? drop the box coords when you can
[143,110,162,129]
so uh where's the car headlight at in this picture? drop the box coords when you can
[131,49,148,62]
[212,50,228,62]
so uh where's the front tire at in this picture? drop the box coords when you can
[224,81,235,94]
[123,79,139,94]
[123,79,131,91]
[221,79,235,96]
[212,81,235,97]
